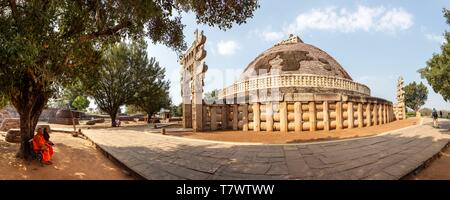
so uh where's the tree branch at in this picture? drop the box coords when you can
[9,0,17,16]
[79,21,132,42]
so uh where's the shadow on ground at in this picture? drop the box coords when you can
[87,120,450,180]
[0,133,134,180]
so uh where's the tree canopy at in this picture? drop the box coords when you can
[419,8,450,102]
[71,96,90,111]
[86,40,161,126]
[129,66,171,122]
[0,0,259,158]
[404,81,428,112]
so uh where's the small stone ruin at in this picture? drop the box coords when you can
[5,129,20,143]
[0,118,20,132]
[48,109,80,125]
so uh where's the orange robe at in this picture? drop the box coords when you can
[32,133,54,162]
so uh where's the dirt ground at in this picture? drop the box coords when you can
[49,120,149,130]
[166,118,419,144]
[0,132,135,180]
[406,146,450,180]
[405,120,450,180]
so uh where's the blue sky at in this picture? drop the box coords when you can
[145,0,450,110]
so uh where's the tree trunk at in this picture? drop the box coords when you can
[13,91,48,159]
[17,112,33,159]
[147,114,151,124]
[110,111,117,127]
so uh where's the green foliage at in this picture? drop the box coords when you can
[48,80,86,109]
[132,86,171,118]
[129,48,172,117]
[0,94,9,109]
[404,81,428,111]
[84,40,146,125]
[406,112,416,117]
[170,103,183,117]
[0,0,259,156]
[125,105,144,115]
[204,89,220,104]
[85,40,171,126]
[419,8,450,102]
[71,96,90,111]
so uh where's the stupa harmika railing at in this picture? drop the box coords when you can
[218,74,371,99]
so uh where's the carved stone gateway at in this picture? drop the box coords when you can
[180,29,208,131]
[393,77,406,120]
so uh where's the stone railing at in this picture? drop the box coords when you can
[203,100,394,132]
[218,74,371,99]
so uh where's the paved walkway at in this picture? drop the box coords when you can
[82,119,450,180]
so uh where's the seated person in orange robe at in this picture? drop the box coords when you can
[43,127,54,146]
[32,128,54,165]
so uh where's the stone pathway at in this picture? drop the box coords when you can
[81,118,450,180]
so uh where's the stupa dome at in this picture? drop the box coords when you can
[240,35,352,81]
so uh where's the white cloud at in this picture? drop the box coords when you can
[285,5,413,34]
[217,40,240,56]
[261,31,284,41]
[425,33,445,44]
[375,8,414,32]
[248,27,285,42]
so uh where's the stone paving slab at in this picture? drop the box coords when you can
[82,119,450,180]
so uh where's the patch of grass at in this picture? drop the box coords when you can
[406,112,416,117]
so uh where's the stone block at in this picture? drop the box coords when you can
[56,109,80,118]
[5,128,21,143]
[86,118,105,125]
[118,116,135,121]
[314,94,341,102]
[292,93,314,102]
[48,117,79,125]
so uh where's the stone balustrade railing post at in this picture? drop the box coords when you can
[348,102,354,129]
[373,104,378,125]
[358,103,363,128]
[336,102,343,129]
[280,102,288,132]
[323,101,330,131]
[222,105,228,130]
[243,104,249,131]
[366,103,371,127]
[266,102,274,132]
[253,103,261,131]
[309,102,316,131]
[211,106,217,131]
[233,105,238,130]
[294,102,302,132]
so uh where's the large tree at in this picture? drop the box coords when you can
[419,8,450,101]
[0,0,259,158]
[404,81,428,112]
[87,40,161,127]
[128,52,171,123]
[132,86,172,123]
